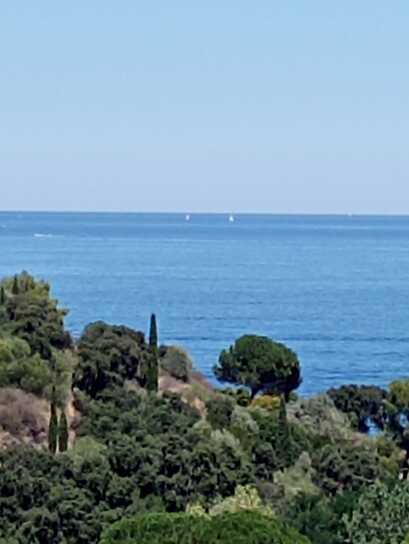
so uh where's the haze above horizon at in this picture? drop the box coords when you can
[1,2,408,214]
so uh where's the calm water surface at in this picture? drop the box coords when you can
[1,212,408,395]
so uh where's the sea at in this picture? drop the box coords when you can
[1,212,409,396]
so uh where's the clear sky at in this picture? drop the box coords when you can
[1,2,408,213]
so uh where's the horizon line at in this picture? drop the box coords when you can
[1,209,409,217]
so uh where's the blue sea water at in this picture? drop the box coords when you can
[1,212,409,396]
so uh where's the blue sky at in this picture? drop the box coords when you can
[1,2,408,213]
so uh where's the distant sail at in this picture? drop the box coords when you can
[229,214,235,223]
[185,214,191,222]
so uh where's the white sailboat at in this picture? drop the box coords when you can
[185,214,191,222]
[229,214,235,223]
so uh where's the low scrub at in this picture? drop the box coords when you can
[100,511,310,544]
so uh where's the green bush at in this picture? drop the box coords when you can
[344,481,409,544]
[1,272,72,359]
[250,394,281,411]
[0,336,51,397]
[100,511,310,544]
[327,384,387,432]
[206,394,235,429]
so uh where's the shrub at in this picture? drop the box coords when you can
[344,481,409,544]
[287,394,353,442]
[0,336,62,399]
[222,387,252,407]
[100,511,311,544]
[208,485,273,517]
[230,405,259,450]
[328,384,387,432]
[250,394,281,411]
[206,394,235,429]
[312,442,384,494]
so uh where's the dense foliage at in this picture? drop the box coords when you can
[214,334,301,399]
[1,272,409,543]
[0,272,71,359]
[345,481,409,543]
[73,321,155,398]
[328,384,387,432]
[100,511,310,544]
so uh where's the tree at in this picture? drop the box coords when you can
[58,411,69,452]
[48,401,58,454]
[11,275,19,295]
[146,314,158,393]
[0,286,5,305]
[3,273,71,359]
[214,335,301,400]
[149,314,158,349]
[73,322,152,398]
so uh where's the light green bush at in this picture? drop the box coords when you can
[100,511,311,544]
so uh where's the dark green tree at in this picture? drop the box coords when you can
[214,335,301,400]
[149,314,158,349]
[48,397,59,454]
[58,411,69,453]
[275,395,295,467]
[146,314,159,392]
[73,322,152,398]
[11,275,19,295]
[3,273,71,359]
[146,353,158,393]
[0,286,5,305]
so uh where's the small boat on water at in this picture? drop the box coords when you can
[185,214,191,222]
[229,214,235,223]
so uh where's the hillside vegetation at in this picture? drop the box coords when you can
[1,272,409,543]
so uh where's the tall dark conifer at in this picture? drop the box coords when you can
[48,400,59,454]
[149,314,158,348]
[276,395,294,467]
[58,411,69,452]
[12,275,19,295]
[147,314,159,392]
[0,286,5,305]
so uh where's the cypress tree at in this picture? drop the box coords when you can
[276,395,294,467]
[48,401,58,454]
[147,314,159,392]
[146,355,159,393]
[58,411,69,452]
[11,275,19,295]
[149,314,158,348]
[0,286,5,305]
